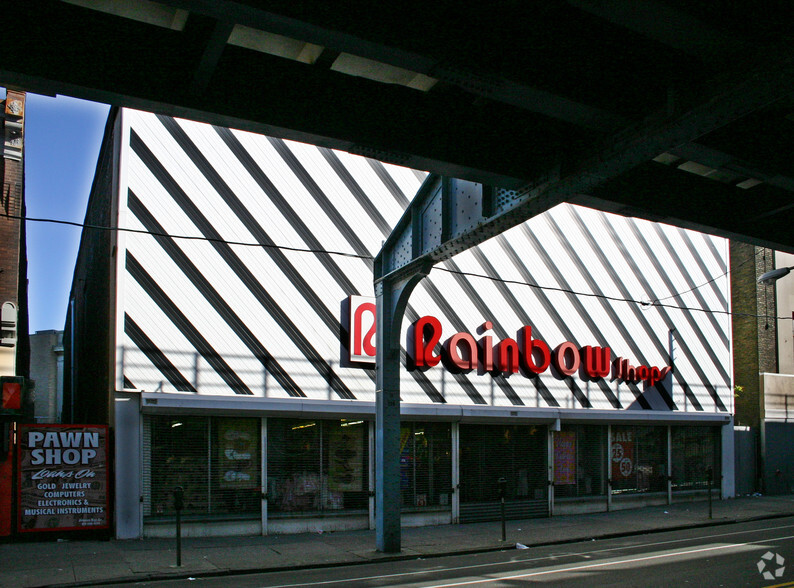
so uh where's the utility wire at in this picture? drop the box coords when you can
[10,212,793,321]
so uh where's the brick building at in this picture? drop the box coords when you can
[0,88,28,379]
[0,87,30,538]
[731,244,794,494]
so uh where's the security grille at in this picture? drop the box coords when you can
[400,422,452,510]
[553,425,608,498]
[143,415,260,519]
[611,425,667,495]
[671,426,720,491]
[267,418,369,515]
[459,424,548,522]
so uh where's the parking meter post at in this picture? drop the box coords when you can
[174,486,184,566]
[706,467,713,520]
[497,477,507,542]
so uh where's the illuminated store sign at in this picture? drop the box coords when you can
[347,296,671,388]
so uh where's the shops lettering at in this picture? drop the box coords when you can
[410,316,671,388]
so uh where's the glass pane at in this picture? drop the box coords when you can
[672,426,720,491]
[267,419,321,513]
[460,424,547,503]
[267,418,369,515]
[149,416,209,516]
[211,417,260,514]
[400,422,452,509]
[554,425,607,498]
[323,419,368,512]
[611,425,667,494]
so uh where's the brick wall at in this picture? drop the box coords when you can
[0,89,28,378]
[731,242,779,427]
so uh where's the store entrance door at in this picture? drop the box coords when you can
[458,424,548,523]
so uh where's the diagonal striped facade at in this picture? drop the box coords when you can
[114,109,732,413]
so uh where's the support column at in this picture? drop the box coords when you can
[374,267,430,553]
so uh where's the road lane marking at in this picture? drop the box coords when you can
[423,534,794,587]
[258,525,794,588]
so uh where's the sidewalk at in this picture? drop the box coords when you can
[3,495,794,588]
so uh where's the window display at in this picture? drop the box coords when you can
[267,419,368,515]
[610,425,667,494]
[144,416,261,519]
[554,425,607,498]
[399,422,452,509]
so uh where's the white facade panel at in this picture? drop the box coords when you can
[114,108,732,415]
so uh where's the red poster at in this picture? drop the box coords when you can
[611,431,634,480]
[554,431,577,485]
[18,425,109,532]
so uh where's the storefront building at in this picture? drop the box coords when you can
[67,109,734,540]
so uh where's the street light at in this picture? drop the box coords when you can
[758,266,793,285]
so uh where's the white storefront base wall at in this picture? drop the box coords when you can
[145,518,262,539]
[115,391,142,540]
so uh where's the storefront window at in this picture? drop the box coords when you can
[400,422,452,510]
[610,425,667,495]
[553,425,607,498]
[144,415,261,519]
[267,418,368,515]
[460,424,547,503]
[671,426,720,491]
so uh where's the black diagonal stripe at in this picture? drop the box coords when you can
[597,215,711,410]
[130,129,355,400]
[124,314,197,393]
[526,217,661,409]
[126,254,253,395]
[254,135,446,403]
[157,117,344,345]
[468,246,604,409]
[122,375,136,390]
[128,190,306,398]
[516,221,659,410]
[214,128,361,296]
[264,137,375,259]
[366,159,411,207]
[652,224,729,348]
[626,219,729,411]
[317,147,394,235]
[677,228,728,311]
[424,268,524,405]
[569,209,701,411]
[441,257,560,408]
[701,231,728,274]
[404,306,477,404]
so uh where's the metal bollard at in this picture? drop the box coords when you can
[174,486,184,566]
[497,477,507,542]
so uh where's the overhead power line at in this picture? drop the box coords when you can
[10,212,792,321]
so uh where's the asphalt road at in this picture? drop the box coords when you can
[126,517,794,587]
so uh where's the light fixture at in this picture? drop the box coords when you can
[340,420,364,427]
[171,421,183,428]
[292,422,316,430]
[758,266,793,285]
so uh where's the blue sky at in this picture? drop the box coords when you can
[24,93,110,333]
